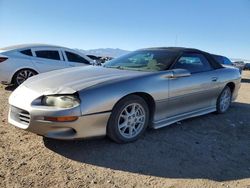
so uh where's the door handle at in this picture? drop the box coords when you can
[211,77,218,82]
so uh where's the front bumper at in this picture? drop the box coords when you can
[8,85,111,139]
[8,105,111,140]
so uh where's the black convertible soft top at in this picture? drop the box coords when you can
[140,47,223,70]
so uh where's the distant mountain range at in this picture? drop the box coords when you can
[76,48,130,58]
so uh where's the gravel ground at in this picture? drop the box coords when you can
[0,71,250,188]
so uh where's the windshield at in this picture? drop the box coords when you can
[103,50,177,72]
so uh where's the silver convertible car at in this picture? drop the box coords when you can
[8,47,241,143]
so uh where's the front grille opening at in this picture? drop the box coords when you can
[19,110,30,125]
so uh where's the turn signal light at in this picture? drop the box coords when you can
[44,116,78,122]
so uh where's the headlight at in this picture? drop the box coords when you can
[42,95,80,108]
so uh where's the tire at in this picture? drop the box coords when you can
[13,69,37,86]
[216,86,232,114]
[107,95,149,143]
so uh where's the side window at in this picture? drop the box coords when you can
[223,57,233,65]
[20,49,33,56]
[35,50,60,60]
[65,51,90,64]
[172,53,213,73]
[212,55,223,64]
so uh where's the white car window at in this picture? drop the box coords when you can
[20,49,33,56]
[65,51,90,64]
[35,50,61,61]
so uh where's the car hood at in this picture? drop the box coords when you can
[22,66,149,95]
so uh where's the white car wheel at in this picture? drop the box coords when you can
[14,69,37,86]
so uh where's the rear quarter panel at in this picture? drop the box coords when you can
[0,51,38,83]
[215,67,241,100]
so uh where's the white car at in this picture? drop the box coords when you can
[0,44,93,86]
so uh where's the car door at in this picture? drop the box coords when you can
[63,50,91,67]
[31,48,67,73]
[166,52,220,117]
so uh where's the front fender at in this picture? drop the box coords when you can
[78,72,171,115]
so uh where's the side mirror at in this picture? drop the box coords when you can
[171,69,191,78]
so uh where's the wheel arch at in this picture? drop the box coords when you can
[225,82,235,93]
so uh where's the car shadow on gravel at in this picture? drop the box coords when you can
[44,102,250,182]
[4,85,16,91]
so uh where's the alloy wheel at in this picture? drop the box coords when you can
[16,70,36,85]
[219,87,231,112]
[117,103,146,139]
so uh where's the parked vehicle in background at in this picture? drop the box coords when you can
[8,47,241,143]
[102,56,113,62]
[233,61,245,71]
[0,44,93,86]
[244,63,250,70]
[87,55,113,65]
[212,54,242,74]
[87,55,104,65]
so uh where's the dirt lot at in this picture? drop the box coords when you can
[0,72,250,188]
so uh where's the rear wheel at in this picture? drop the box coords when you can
[216,86,232,113]
[107,95,149,143]
[13,69,37,86]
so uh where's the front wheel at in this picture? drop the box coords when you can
[107,95,149,143]
[216,86,232,113]
[13,69,37,86]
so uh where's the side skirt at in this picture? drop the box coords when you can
[152,106,216,129]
